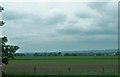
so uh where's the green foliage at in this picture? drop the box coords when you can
[1,36,19,64]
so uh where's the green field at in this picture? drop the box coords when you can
[3,56,119,75]
[11,56,118,62]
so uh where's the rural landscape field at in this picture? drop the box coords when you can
[1,1,119,77]
[3,56,118,75]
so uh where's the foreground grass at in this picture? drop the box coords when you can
[6,71,119,75]
[3,75,119,77]
[3,72,120,77]
[4,56,118,76]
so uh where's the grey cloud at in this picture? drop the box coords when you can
[76,12,93,18]
[3,11,22,20]
[86,28,117,35]
[3,10,32,20]
[56,25,117,36]
[94,18,117,28]
[57,27,82,35]
[88,2,118,17]
[44,13,67,25]
[68,20,78,24]
[3,10,67,27]
[93,12,117,30]
[87,2,108,11]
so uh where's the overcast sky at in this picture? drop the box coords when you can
[1,2,118,53]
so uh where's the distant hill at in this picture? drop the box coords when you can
[61,49,118,54]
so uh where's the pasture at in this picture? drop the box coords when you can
[3,56,118,75]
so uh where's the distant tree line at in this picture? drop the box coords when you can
[14,51,120,56]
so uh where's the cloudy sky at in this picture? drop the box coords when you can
[1,2,118,52]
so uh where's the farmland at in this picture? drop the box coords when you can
[3,56,118,75]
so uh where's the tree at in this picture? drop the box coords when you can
[34,52,39,56]
[0,36,19,76]
[58,52,62,56]
[0,6,19,65]
[1,36,19,65]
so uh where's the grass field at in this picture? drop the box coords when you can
[3,56,119,75]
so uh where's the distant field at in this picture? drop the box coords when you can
[12,56,118,62]
[3,56,118,75]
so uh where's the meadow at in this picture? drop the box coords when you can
[3,56,119,75]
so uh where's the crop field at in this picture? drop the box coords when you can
[3,56,118,75]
